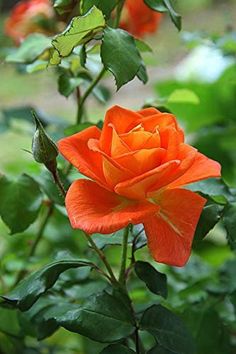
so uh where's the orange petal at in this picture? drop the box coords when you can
[138,107,161,117]
[110,125,130,157]
[121,130,156,150]
[144,188,206,266]
[88,138,134,187]
[114,148,166,175]
[99,106,142,154]
[115,160,180,200]
[58,127,107,189]
[168,152,221,189]
[66,179,160,234]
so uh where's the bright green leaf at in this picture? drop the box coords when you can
[140,305,196,354]
[6,34,51,64]
[0,174,43,234]
[52,6,105,58]
[167,89,200,104]
[2,259,93,311]
[101,27,142,89]
[135,261,168,298]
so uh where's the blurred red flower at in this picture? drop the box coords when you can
[120,0,162,37]
[4,0,54,44]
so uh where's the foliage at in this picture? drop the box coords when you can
[0,1,236,353]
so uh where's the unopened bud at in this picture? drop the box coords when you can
[32,113,58,172]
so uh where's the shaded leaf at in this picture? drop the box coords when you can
[135,261,168,298]
[2,259,93,311]
[100,344,135,353]
[101,27,142,89]
[82,0,117,18]
[6,34,51,63]
[140,305,196,354]
[31,291,135,343]
[0,174,43,234]
[58,73,82,97]
[222,202,236,250]
[194,201,223,243]
[148,345,176,354]
[144,0,181,30]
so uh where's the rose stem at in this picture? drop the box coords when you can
[118,225,130,285]
[83,232,118,285]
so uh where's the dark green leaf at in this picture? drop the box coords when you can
[194,201,223,243]
[80,45,87,67]
[140,305,196,354]
[144,0,181,30]
[6,34,51,63]
[0,308,23,338]
[101,27,142,89]
[2,259,93,311]
[101,344,135,354]
[53,0,74,14]
[33,291,135,343]
[58,73,82,97]
[222,203,236,250]
[137,63,148,84]
[82,0,117,18]
[0,174,43,234]
[64,122,93,136]
[182,306,231,354]
[148,345,176,354]
[135,261,168,298]
[52,7,105,58]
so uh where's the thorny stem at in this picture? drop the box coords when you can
[76,68,106,124]
[13,202,54,286]
[83,232,118,285]
[118,225,130,285]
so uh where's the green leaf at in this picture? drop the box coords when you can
[135,261,168,298]
[187,178,232,205]
[2,259,93,311]
[58,73,82,97]
[182,306,231,354]
[101,344,135,353]
[137,63,148,84]
[0,308,23,338]
[6,34,51,64]
[194,201,223,243]
[101,27,142,90]
[53,0,74,14]
[167,89,200,104]
[148,345,176,354]
[222,203,236,250]
[52,6,105,58]
[92,230,132,249]
[82,0,117,18]
[0,174,43,234]
[140,305,196,354]
[32,291,135,343]
[144,0,181,30]
[135,39,152,53]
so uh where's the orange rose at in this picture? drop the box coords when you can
[4,0,54,44]
[120,0,162,37]
[58,106,221,266]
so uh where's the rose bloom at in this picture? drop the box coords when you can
[4,0,54,44]
[58,106,221,266]
[120,0,162,37]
